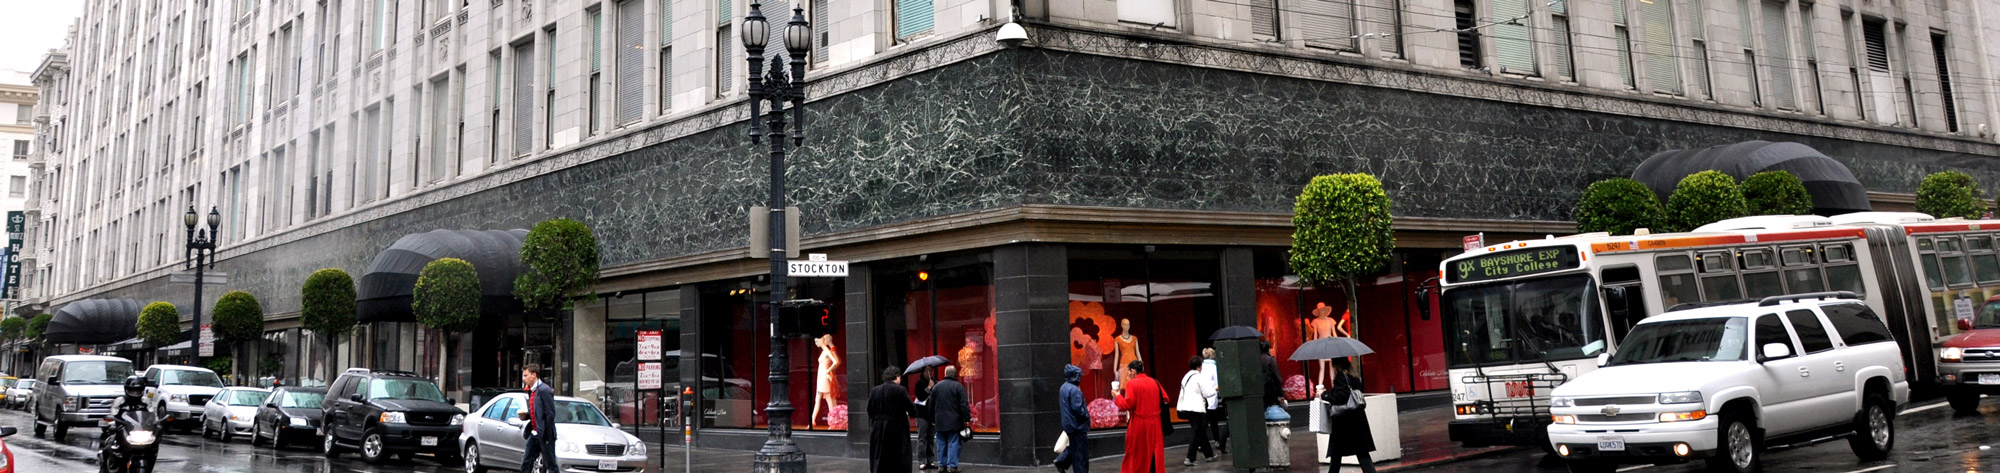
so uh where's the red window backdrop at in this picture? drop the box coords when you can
[1067,247,1221,428]
[1252,250,1448,397]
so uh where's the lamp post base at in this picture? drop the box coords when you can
[752,449,807,473]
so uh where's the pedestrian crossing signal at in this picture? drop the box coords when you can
[777,299,835,338]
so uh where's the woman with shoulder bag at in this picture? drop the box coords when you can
[1319,358,1377,473]
[1176,356,1218,465]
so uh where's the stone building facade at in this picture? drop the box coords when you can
[25,0,2000,466]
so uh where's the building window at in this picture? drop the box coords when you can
[661,0,676,113]
[1681,0,1710,98]
[1932,32,1959,133]
[574,290,681,427]
[430,76,452,182]
[1612,0,1635,87]
[8,176,23,198]
[1454,0,1480,69]
[1760,0,1795,109]
[705,277,851,431]
[893,0,933,41]
[1065,247,1220,428]
[615,0,644,125]
[716,22,733,97]
[590,8,604,136]
[872,260,992,431]
[513,42,535,156]
[810,0,828,66]
[1639,0,1679,94]
[546,27,559,149]
[14,105,29,125]
[1800,3,1821,114]
[1301,0,1358,51]
[12,140,25,160]
[1375,0,1401,57]
[1491,0,1535,75]
[1118,0,1175,28]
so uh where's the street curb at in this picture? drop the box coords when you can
[1376,446,1527,472]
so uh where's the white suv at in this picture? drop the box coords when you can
[141,365,225,431]
[1547,293,1908,473]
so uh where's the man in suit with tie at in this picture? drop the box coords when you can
[519,364,559,473]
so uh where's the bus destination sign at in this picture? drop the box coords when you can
[1448,245,1582,284]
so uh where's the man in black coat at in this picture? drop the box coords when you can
[519,364,559,473]
[929,366,972,473]
[868,366,915,473]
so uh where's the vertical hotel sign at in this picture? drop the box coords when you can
[4,211,21,299]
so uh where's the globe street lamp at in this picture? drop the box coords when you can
[744,3,811,473]
[184,205,220,355]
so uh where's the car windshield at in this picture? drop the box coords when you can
[281,392,325,408]
[1609,318,1750,365]
[1442,274,1608,367]
[163,370,224,387]
[0,379,16,388]
[1977,301,2000,328]
[555,400,611,426]
[366,378,447,402]
[228,390,270,406]
[62,361,134,385]
[18,380,34,389]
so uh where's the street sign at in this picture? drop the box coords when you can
[169,271,230,285]
[637,361,662,390]
[5,211,21,299]
[637,330,663,361]
[787,260,848,277]
[199,325,215,357]
[1462,233,1485,252]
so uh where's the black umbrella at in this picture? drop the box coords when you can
[1210,326,1264,341]
[356,229,531,323]
[1632,141,1871,215]
[45,298,142,345]
[1289,337,1375,361]
[904,355,950,375]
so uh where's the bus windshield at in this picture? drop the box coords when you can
[1444,274,1606,368]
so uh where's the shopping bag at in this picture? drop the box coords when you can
[1053,431,1070,454]
[1309,398,1331,434]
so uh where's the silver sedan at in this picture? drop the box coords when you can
[201,387,270,442]
[460,393,647,473]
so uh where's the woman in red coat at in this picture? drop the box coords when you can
[1113,360,1167,473]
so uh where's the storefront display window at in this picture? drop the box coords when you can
[579,290,682,427]
[1252,249,1448,398]
[1067,247,1220,428]
[700,278,846,431]
[874,259,998,433]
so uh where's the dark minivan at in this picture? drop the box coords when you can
[320,369,465,463]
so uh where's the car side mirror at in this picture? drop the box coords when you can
[611,423,621,429]
[350,392,364,403]
[45,377,58,386]
[1595,353,1611,368]
[1415,287,1433,321]
[445,398,455,405]
[1760,343,1793,361]
[0,426,15,437]
[1961,319,1976,331]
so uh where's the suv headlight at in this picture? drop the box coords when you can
[1550,397,1575,408]
[125,429,156,446]
[1658,391,1704,404]
[1943,347,1966,362]
[450,414,465,426]
[167,394,188,403]
[379,411,406,424]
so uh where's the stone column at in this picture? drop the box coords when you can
[843,263,874,457]
[678,285,703,446]
[1219,247,1258,328]
[993,243,1068,466]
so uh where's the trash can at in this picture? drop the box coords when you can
[1265,405,1292,469]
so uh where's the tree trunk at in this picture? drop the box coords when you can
[1343,276,1364,379]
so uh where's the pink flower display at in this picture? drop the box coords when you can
[1088,398,1122,429]
[828,404,849,430]
[1283,374,1310,401]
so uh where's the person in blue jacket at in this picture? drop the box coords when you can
[1054,364,1090,473]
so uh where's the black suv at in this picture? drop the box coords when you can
[320,369,465,463]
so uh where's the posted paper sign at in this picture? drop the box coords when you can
[637,330,663,361]
[199,325,215,357]
[638,362,663,390]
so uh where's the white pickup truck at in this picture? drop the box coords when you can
[1547,293,1907,473]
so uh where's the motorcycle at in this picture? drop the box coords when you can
[97,406,159,473]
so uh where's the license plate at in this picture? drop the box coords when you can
[420,436,438,447]
[1596,435,1626,452]
[1981,374,2000,385]
[599,460,619,470]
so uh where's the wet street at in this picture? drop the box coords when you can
[0,408,459,473]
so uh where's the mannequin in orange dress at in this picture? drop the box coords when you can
[1114,318,1141,386]
[1308,303,1341,389]
[811,334,842,428]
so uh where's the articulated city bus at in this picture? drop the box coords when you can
[1435,212,1996,449]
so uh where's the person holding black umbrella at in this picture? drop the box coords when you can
[1318,358,1376,473]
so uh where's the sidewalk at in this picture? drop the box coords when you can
[639,404,1521,473]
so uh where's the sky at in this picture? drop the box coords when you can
[0,0,84,79]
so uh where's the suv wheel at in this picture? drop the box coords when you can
[1848,393,1894,460]
[1948,389,1981,415]
[1706,412,1761,473]
[360,431,389,463]
[322,430,342,457]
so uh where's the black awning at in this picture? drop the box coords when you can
[356,229,529,323]
[1631,140,1873,215]
[45,298,142,345]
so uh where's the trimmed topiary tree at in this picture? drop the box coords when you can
[1741,170,1815,216]
[0,317,23,343]
[415,257,481,393]
[137,302,181,347]
[1666,170,1749,232]
[1916,171,1989,219]
[1290,173,1395,341]
[25,313,50,345]
[212,291,265,380]
[514,218,601,313]
[301,268,357,381]
[1574,178,1665,235]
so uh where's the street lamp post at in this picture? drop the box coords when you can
[743,3,811,473]
[184,206,220,359]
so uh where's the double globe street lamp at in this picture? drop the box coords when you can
[743,3,812,473]
[184,206,220,353]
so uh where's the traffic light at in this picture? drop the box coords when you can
[776,299,836,338]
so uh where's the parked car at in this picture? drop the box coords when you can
[32,355,135,439]
[6,380,37,410]
[459,392,646,473]
[201,387,270,441]
[320,369,465,463]
[140,364,225,431]
[1547,294,1908,473]
[0,425,17,473]
[0,377,16,407]
[1939,294,2000,413]
[251,386,326,448]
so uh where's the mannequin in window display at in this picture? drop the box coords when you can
[811,334,843,428]
[957,332,983,380]
[1114,318,1142,384]
[1307,303,1345,389]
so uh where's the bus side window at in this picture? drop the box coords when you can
[1969,235,2000,283]
[1657,254,1699,310]
[1601,265,1645,340]
[1826,264,1866,296]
